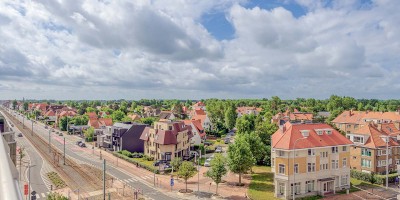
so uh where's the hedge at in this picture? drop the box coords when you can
[113,152,159,174]
[350,169,399,185]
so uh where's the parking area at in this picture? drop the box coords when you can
[324,186,399,200]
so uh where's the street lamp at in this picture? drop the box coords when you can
[293,136,308,200]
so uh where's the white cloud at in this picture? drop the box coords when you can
[0,0,399,100]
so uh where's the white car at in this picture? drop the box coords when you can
[204,159,211,167]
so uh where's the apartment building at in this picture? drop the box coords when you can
[346,122,400,174]
[140,120,192,161]
[271,122,352,199]
[332,110,400,134]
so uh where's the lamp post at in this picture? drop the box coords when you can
[293,136,308,200]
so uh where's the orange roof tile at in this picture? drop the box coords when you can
[272,122,352,150]
[333,110,400,124]
[353,123,399,148]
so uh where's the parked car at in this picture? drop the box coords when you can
[163,163,172,169]
[153,160,161,166]
[76,141,82,145]
[190,151,199,157]
[132,153,143,158]
[204,141,212,146]
[224,138,230,144]
[18,133,23,137]
[215,146,223,153]
[182,155,191,161]
[52,129,55,132]
[79,142,86,147]
[204,158,212,167]
[45,126,48,129]
[59,132,63,136]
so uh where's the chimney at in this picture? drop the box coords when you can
[377,123,382,131]
[394,121,400,130]
[349,109,353,116]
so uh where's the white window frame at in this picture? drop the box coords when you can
[294,163,299,174]
[279,164,285,174]
[308,149,315,156]
[343,158,347,167]
[332,147,338,154]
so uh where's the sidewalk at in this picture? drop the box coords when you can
[85,142,249,199]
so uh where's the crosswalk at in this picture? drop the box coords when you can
[34,192,50,199]
[121,175,153,183]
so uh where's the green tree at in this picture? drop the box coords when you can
[170,157,182,172]
[86,107,96,113]
[235,114,256,134]
[224,105,237,130]
[58,117,71,131]
[111,110,126,122]
[227,135,255,185]
[178,161,197,192]
[46,192,68,200]
[245,132,267,165]
[206,154,227,195]
[84,127,95,142]
[12,99,17,110]
[141,117,156,125]
[23,102,29,111]
[172,102,184,118]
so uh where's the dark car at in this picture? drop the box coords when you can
[204,141,212,146]
[163,163,172,169]
[224,139,230,144]
[153,160,161,166]
[76,141,82,145]
[59,132,63,136]
[79,143,86,147]
[18,133,23,137]
[45,126,48,129]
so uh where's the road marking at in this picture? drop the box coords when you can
[41,192,46,197]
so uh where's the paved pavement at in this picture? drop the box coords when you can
[4,108,179,200]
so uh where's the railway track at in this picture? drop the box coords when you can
[2,109,102,196]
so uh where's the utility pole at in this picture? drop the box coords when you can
[198,150,200,198]
[28,164,31,200]
[386,136,389,189]
[63,138,66,165]
[48,129,51,153]
[103,159,106,200]
[22,113,24,129]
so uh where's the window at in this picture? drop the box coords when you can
[353,136,364,143]
[279,183,285,195]
[361,159,371,168]
[326,130,332,135]
[316,130,323,135]
[343,158,347,167]
[361,148,372,156]
[306,180,315,192]
[346,124,351,129]
[341,175,349,186]
[396,159,400,165]
[379,160,387,167]
[271,158,275,166]
[320,163,328,170]
[308,163,316,172]
[332,147,338,153]
[320,152,328,158]
[278,151,285,157]
[342,146,347,152]
[331,160,339,169]
[291,183,301,195]
[294,164,299,174]
[308,149,315,156]
[378,150,387,156]
[279,164,285,174]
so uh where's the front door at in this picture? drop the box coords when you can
[323,182,332,193]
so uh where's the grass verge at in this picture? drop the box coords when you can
[248,166,278,200]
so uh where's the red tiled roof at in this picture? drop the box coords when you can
[194,109,206,116]
[353,122,400,148]
[87,112,97,119]
[333,110,400,124]
[140,121,192,145]
[272,122,352,150]
[88,118,113,129]
[59,110,76,117]
[45,110,55,117]
[193,101,205,107]
[182,119,205,137]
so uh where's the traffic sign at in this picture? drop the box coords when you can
[170,178,174,186]
[24,184,28,195]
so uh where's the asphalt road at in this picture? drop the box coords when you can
[4,108,177,200]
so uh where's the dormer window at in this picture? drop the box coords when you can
[353,136,364,143]
[300,130,310,137]
[325,130,332,135]
[315,129,323,135]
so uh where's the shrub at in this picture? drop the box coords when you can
[120,150,132,158]
[216,139,221,143]
[350,169,399,185]
[113,152,159,174]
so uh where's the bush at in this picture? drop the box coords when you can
[120,150,132,158]
[113,152,159,174]
[351,170,399,185]
[216,139,221,143]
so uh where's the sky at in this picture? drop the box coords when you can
[0,0,399,100]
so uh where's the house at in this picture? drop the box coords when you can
[143,106,161,118]
[332,110,400,134]
[88,117,113,129]
[192,101,206,111]
[159,111,176,120]
[101,122,148,153]
[236,107,262,117]
[182,119,205,145]
[272,108,314,125]
[44,110,57,122]
[128,114,141,121]
[346,122,400,174]
[191,109,212,130]
[140,120,192,161]
[271,122,352,199]
[87,112,98,119]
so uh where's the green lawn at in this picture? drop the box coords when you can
[248,166,279,200]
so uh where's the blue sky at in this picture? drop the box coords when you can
[0,0,399,100]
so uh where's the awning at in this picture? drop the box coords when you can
[318,177,335,182]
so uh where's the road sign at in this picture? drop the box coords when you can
[24,184,28,195]
[170,178,174,186]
